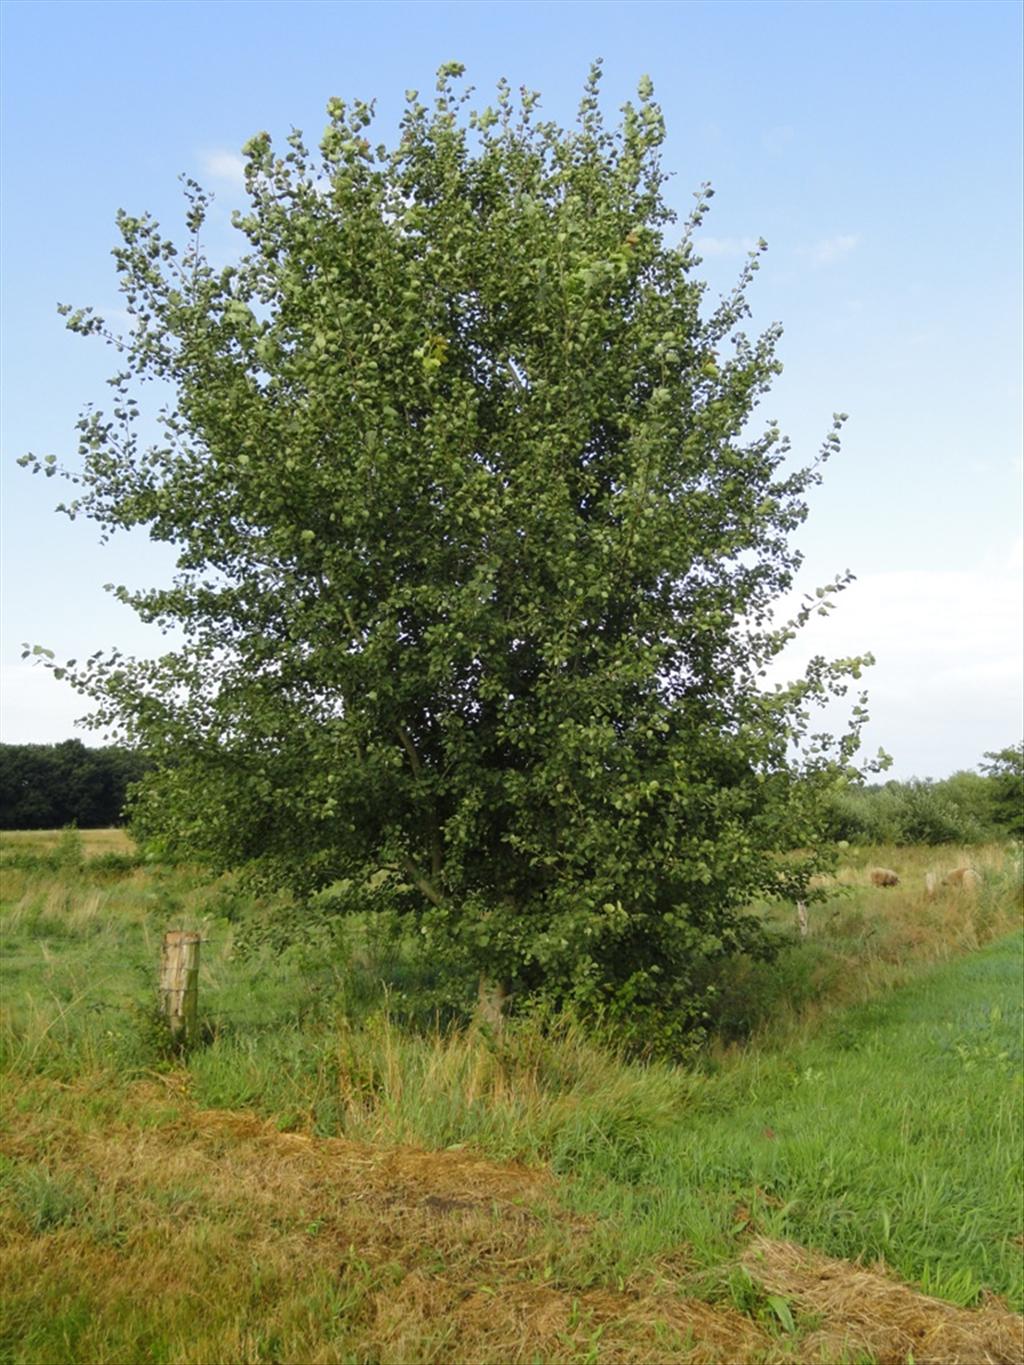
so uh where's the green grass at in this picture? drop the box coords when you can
[1,835,1021,1362]
[552,933,1023,1305]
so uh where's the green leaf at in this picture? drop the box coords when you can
[765,1295,795,1333]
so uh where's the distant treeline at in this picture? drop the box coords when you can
[1,738,1020,843]
[824,745,1024,845]
[0,741,151,830]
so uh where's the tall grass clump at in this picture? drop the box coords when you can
[188,1007,695,1177]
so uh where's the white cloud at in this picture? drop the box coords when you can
[766,553,1024,775]
[774,563,1022,691]
[199,149,246,188]
[694,235,759,258]
[805,233,860,267]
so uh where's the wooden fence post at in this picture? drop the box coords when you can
[477,975,510,1032]
[795,901,809,938]
[160,930,200,1046]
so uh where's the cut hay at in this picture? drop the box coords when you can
[181,1098,553,1203]
[363,1273,770,1365]
[1,1078,774,1363]
[168,1103,773,1361]
[5,1078,1021,1363]
[743,1235,1024,1364]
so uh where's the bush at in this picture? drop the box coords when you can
[981,743,1024,840]
[824,778,989,846]
[897,780,986,845]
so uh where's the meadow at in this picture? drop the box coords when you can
[1,830,1022,1364]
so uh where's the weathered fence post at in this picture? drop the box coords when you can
[477,975,510,1032]
[160,930,200,1046]
[795,901,809,938]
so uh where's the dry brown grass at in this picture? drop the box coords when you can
[1,1076,768,1364]
[805,845,1021,974]
[743,1235,1024,1365]
[3,1076,1021,1364]
[0,826,135,856]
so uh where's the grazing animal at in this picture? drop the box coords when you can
[869,868,900,888]
[924,866,981,898]
[943,866,980,892]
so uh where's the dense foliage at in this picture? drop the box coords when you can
[981,743,1024,841]
[824,749,1024,845]
[0,741,148,830]
[24,64,876,1043]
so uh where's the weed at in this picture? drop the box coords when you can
[53,824,85,873]
[1,1162,88,1233]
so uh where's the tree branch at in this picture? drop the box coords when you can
[399,855,446,908]
[394,723,422,776]
[396,723,444,878]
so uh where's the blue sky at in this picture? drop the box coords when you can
[1,0,1021,778]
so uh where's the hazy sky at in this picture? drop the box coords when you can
[1,0,1021,778]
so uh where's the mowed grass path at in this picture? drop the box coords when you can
[553,930,1023,1309]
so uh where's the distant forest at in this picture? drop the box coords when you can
[0,741,150,830]
[0,739,1020,841]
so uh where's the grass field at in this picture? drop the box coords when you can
[1,831,1022,1364]
[0,829,135,857]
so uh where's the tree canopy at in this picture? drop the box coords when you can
[24,63,874,1044]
